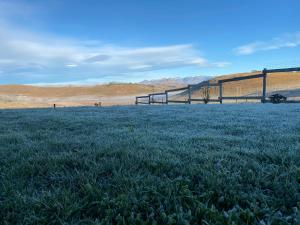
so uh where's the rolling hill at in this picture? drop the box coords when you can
[0,83,177,108]
[208,71,300,99]
[151,71,300,103]
[1,71,300,108]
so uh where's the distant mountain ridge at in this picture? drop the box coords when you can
[1,72,300,108]
[140,76,211,87]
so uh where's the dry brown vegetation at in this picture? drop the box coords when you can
[0,83,170,98]
[193,71,300,99]
[1,71,300,108]
[0,83,175,108]
[212,71,300,92]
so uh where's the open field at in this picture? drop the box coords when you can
[0,94,138,108]
[1,72,300,108]
[150,72,300,103]
[1,104,300,224]
[0,83,174,108]
[191,72,300,100]
[216,71,300,97]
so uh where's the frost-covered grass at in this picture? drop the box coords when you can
[1,104,300,225]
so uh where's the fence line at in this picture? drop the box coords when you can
[165,86,190,104]
[135,67,300,105]
[190,82,220,103]
[135,95,150,105]
[149,92,167,104]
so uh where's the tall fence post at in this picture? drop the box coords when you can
[135,97,138,105]
[262,68,267,103]
[148,95,151,105]
[207,82,210,104]
[219,82,223,104]
[165,91,168,104]
[188,85,191,104]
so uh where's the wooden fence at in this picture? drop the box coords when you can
[165,86,190,104]
[149,92,167,104]
[189,81,220,103]
[135,95,150,105]
[136,67,300,105]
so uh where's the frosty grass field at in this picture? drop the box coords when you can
[1,104,300,225]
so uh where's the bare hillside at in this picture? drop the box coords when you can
[192,71,300,100]
[0,83,177,108]
[0,84,171,98]
[164,71,300,102]
[212,71,300,91]
[1,72,300,108]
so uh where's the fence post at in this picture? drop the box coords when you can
[135,97,138,105]
[188,85,191,104]
[262,68,267,103]
[219,82,223,104]
[207,82,210,104]
[165,91,168,104]
[148,94,151,105]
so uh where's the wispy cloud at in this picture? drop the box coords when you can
[0,1,229,84]
[234,33,300,55]
[0,23,227,83]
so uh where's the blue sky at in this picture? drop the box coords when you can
[0,0,299,85]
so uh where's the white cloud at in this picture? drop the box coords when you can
[66,64,78,68]
[0,23,227,83]
[234,33,300,55]
[210,62,231,68]
[0,1,229,83]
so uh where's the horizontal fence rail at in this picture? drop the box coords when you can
[207,83,220,87]
[190,81,210,88]
[265,67,300,73]
[165,85,191,104]
[135,67,300,105]
[149,92,167,104]
[136,95,149,98]
[165,86,189,93]
[167,100,190,104]
[135,95,150,105]
[190,98,220,102]
[221,96,262,100]
[149,92,166,96]
[219,74,264,83]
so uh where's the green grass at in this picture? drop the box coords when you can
[1,104,300,225]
